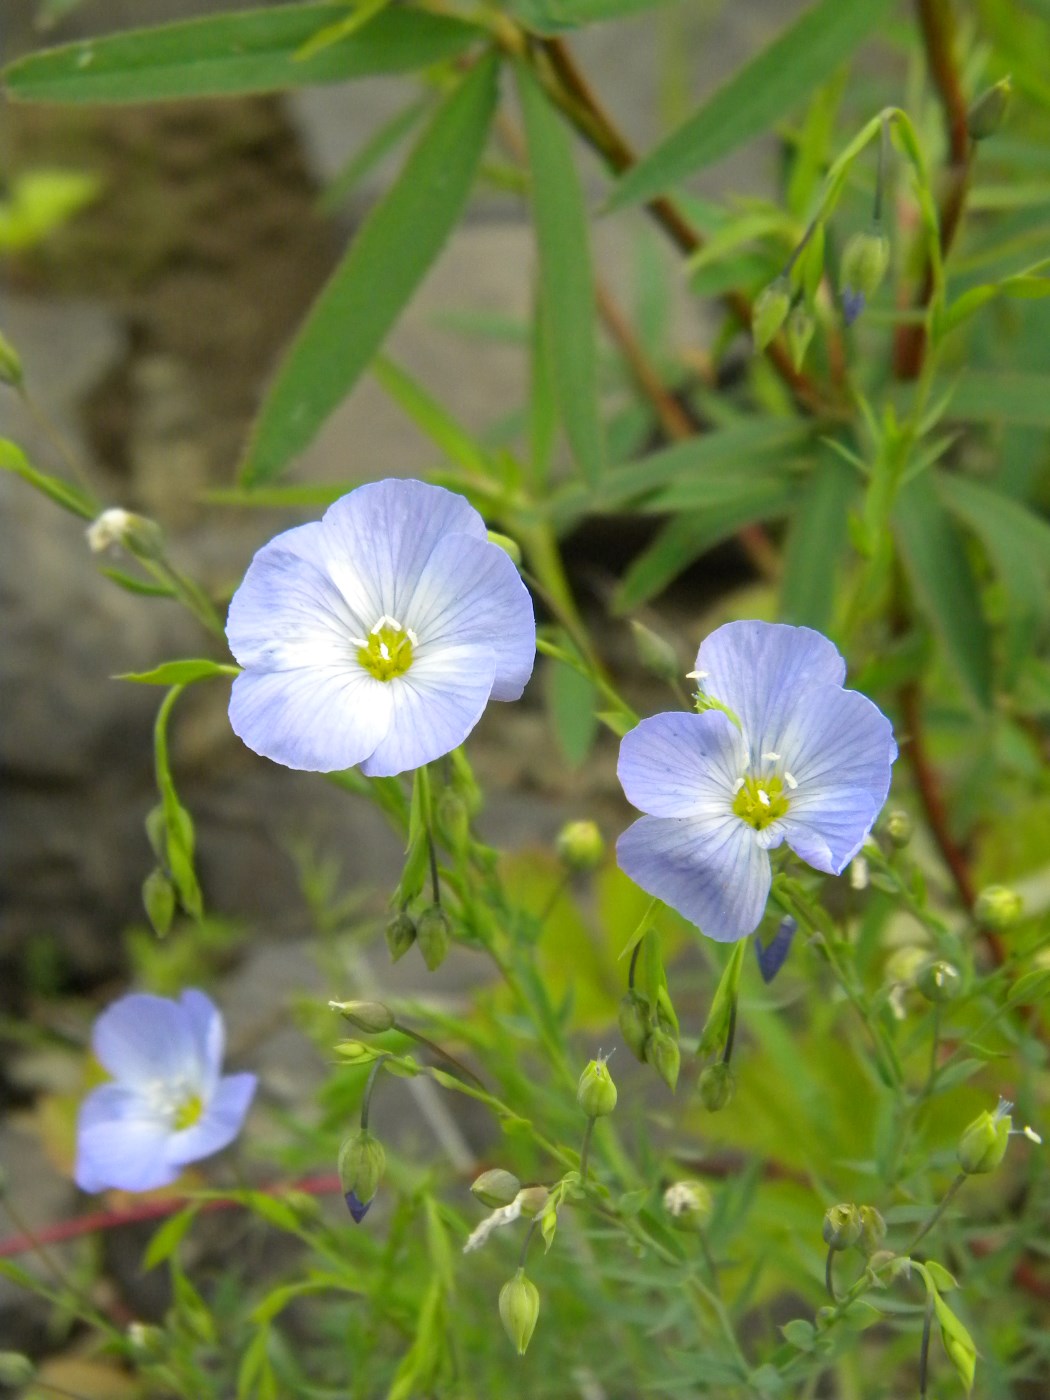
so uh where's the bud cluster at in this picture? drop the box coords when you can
[617,989,680,1091]
[822,1201,885,1255]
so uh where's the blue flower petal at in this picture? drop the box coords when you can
[74,1084,177,1193]
[408,533,535,702]
[92,994,202,1091]
[178,989,225,1096]
[167,1073,257,1168]
[229,665,393,773]
[618,710,746,818]
[755,916,797,984]
[696,621,847,763]
[360,644,496,777]
[345,1190,373,1223]
[616,813,771,941]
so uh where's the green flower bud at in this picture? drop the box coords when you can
[645,1027,680,1093]
[618,989,652,1062]
[577,1054,617,1118]
[785,304,815,372]
[823,1203,862,1251]
[697,1062,735,1112]
[663,1180,713,1232]
[329,1000,396,1033]
[840,227,890,303]
[338,1129,386,1223]
[884,808,913,847]
[0,329,24,388]
[486,530,523,566]
[471,1168,522,1209]
[967,76,1011,141]
[0,1353,35,1385]
[974,884,1023,930]
[385,910,416,963]
[917,959,962,1004]
[856,1205,887,1256]
[126,1323,166,1359]
[86,508,164,560]
[436,787,471,851]
[752,278,791,350]
[555,820,605,872]
[958,1099,1011,1175]
[885,945,929,987]
[629,619,680,684]
[416,905,451,971]
[499,1269,540,1356]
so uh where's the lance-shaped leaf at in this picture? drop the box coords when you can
[241,54,499,485]
[608,0,892,209]
[3,7,481,104]
[517,62,604,484]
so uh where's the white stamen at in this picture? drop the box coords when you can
[379,643,390,661]
[732,778,745,794]
[406,628,419,646]
[849,856,869,891]
[761,751,780,762]
[685,669,709,681]
[784,771,798,790]
[1023,1125,1043,1145]
[348,636,368,649]
[371,614,404,634]
[757,790,771,808]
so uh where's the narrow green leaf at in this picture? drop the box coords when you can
[142,867,176,937]
[517,62,604,483]
[99,566,175,598]
[938,473,1050,616]
[780,455,855,629]
[143,1205,200,1270]
[609,0,892,208]
[546,654,600,767]
[893,473,993,710]
[940,370,1050,427]
[120,659,239,686]
[294,0,392,61]
[0,437,97,518]
[372,357,492,477]
[317,97,428,214]
[509,0,685,29]
[3,8,482,104]
[241,55,498,485]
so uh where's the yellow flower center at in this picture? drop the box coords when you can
[173,1094,204,1131]
[356,616,416,682]
[732,775,790,830]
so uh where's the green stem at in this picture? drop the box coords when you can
[918,1289,935,1398]
[579,1116,596,1183]
[825,1245,837,1302]
[393,1022,485,1091]
[908,1172,966,1252]
[360,1054,390,1132]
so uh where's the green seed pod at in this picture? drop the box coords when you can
[822,1203,862,1251]
[697,1062,735,1112]
[486,529,523,566]
[645,1027,681,1093]
[385,911,416,963]
[958,1100,1011,1175]
[840,227,890,302]
[917,959,962,1004]
[967,76,1011,141]
[974,884,1024,931]
[663,1180,713,1233]
[785,304,815,372]
[0,329,24,388]
[856,1205,887,1256]
[577,1054,617,1118]
[471,1168,522,1209]
[629,619,680,685]
[338,1129,386,1222]
[884,808,913,848]
[0,1353,35,1385]
[752,278,791,350]
[618,989,652,1062]
[555,820,605,872]
[329,1000,396,1034]
[499,1269,540,1356]
[517,1185,550,1218]
[416,905,451,971]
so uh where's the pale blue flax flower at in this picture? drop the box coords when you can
[75,990,256,1193]
[616,621,897,942]
[226,479,535,776]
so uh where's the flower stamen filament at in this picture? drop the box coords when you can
[357,617,417,681]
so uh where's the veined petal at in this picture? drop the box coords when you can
[166,1073,257,1168]
[179,990,225,1099]
[93,994,201,1090]
[618,710,746,818]
[229,664,392,773]
[697,621,846,759]
[320,479,487,623]
[74,1084,177,1193]
[226,523,367,671]
[360,644,496,777]
[406,534,535,701]
[616,814,771,942]
[778,790,879,874]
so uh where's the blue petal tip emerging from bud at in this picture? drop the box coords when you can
[755,916,797,984]
[345,1190,373,1223]
[842,289,866,326]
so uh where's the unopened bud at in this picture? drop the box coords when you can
[555,820,605,872]
[822,1203,862,1251]
[958,1099,1011,1175]
[618,989,651,1062]
[645,1027,680,1093]
[697,1062,735,1112]
[752,278,791,350]
[577,1054,617,1117]
[385,910,416,963]
[629,619,680,684]
[416,905,451,971]
[884,808,913,847]
[471,1169,521,1209]
[0,1353,35,1385]
[517,1185,550,1217]
[338,1129,386,1223]
[499,1269,540,1355]
[856,1205,887,1256]
[126,1323,166,1359]
[86,507,164,559]
[968,76,1011,141]
[785,304,815,371]
[0,329,24,388]
[487,530,522,566]
[974,884,1023,930]
[917,959,962,1004]
[663,1180,713,1232]
[329,1000,395,1033]
[841,227,890,305]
